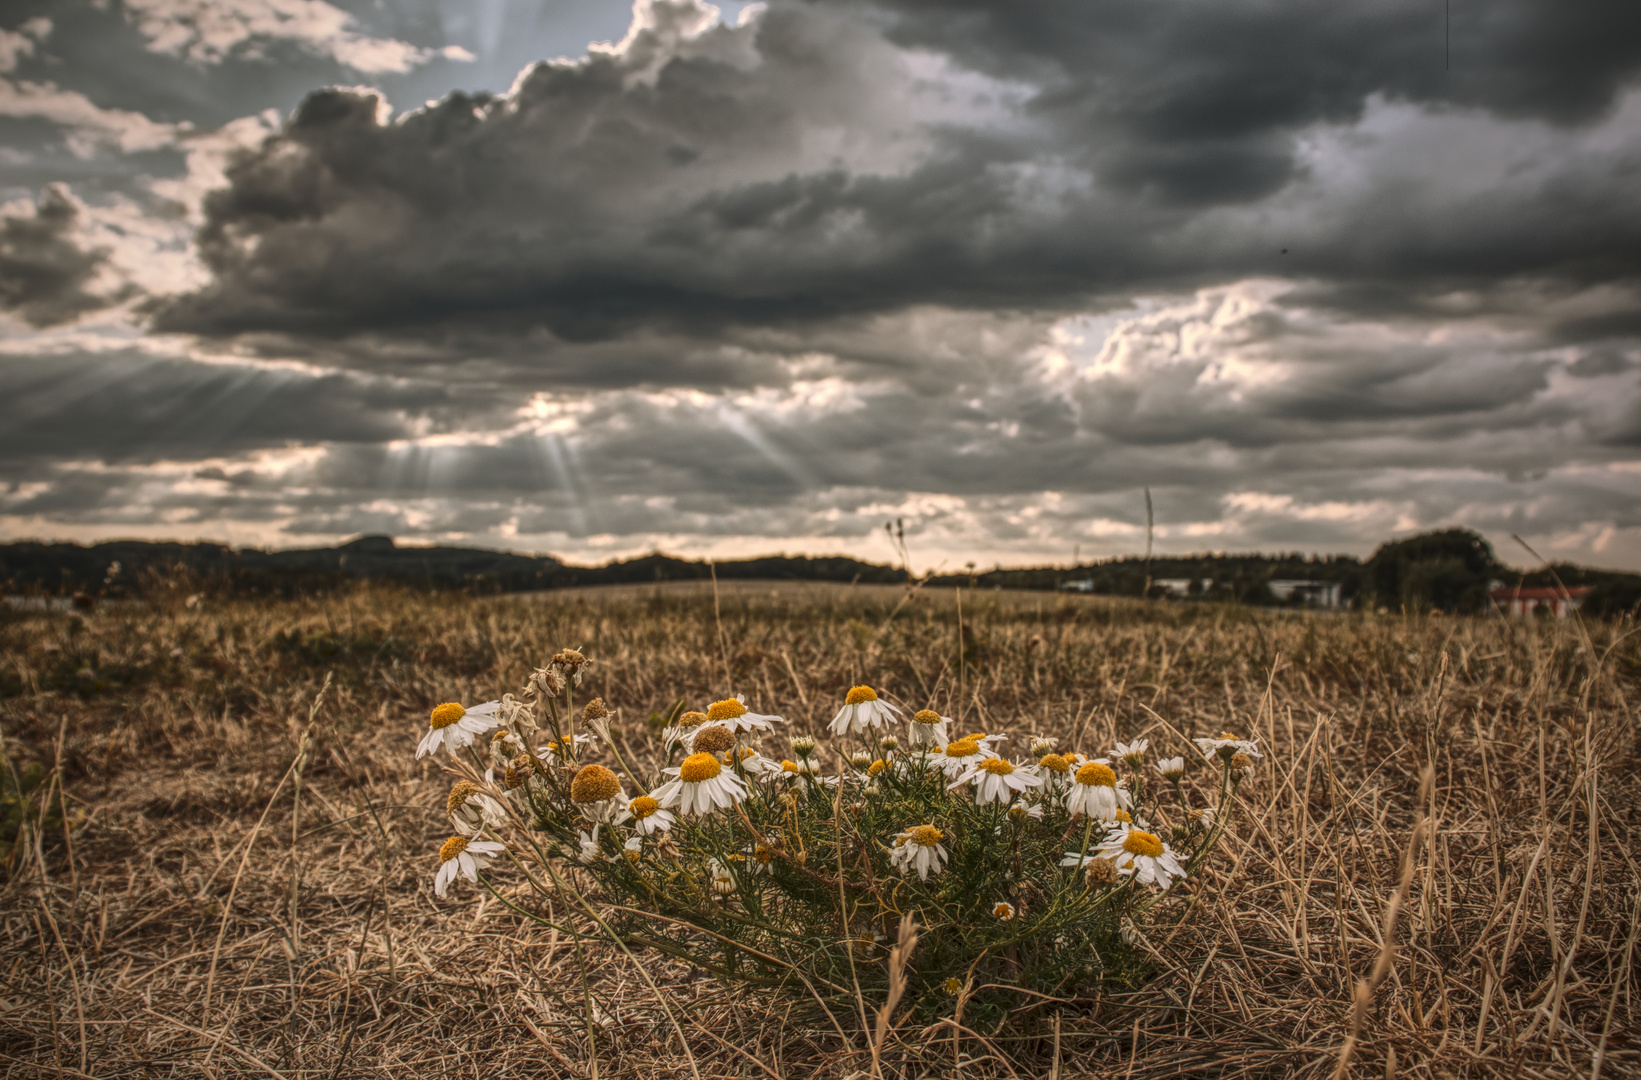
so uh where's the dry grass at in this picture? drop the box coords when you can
[1,581,1637,1078]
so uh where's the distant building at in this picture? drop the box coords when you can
[1153,578,1210,597]
[1268,580,1343,608]
[1490,584,1591,617]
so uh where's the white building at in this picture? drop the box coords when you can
[1268,580,1343,608]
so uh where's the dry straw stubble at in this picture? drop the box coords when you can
[0,579,1636,1078]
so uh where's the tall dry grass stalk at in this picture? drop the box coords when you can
[0,580,1636,1078]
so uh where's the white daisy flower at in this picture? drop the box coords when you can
[1028,736,1059,758]
[1096,823,1189,891]
[734,747,785,777]
[659,720,702,754]
[1064,760,1133,822]
[1193,732,1262,762]
[433,834,505,897]
[416,701,502,758]
[1031,752,1075,791]
[1155,756,1186,782]
[1112,807,1151,830]
[652,752,748,816]
[619,836,644,863]
[708,856,737,895]
[930,735,996,779]
[569,763,631,824]
[577,824,602,864]
[490,729,525,759]
[704,696,786,736]
[446,780,508,831]
[908,709,952,747]
[1113,738,1148,768]
[1059,850,1100,869]
[890,824,949,880]
[1006,798,1044,823]
[740,837,779,876]
[775,758,839,788]
[625,794,676,835]
[949,757,1044,805]
[829,685,904,737]
[992,901,1017,922]
[535,732,595,766]
[680,723,738,757]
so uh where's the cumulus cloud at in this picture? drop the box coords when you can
[0,17,51,73]
[120,0,472,74]
[147,0,1641,351]
[0,184,129,326]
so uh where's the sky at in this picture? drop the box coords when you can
[2,0,1640,573]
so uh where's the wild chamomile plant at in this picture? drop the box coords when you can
[416,651,1253,1024]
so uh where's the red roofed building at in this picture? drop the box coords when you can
[1490,584,1592,617]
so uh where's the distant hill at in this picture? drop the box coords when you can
[2,530,1637,614]
[0,536,905,598]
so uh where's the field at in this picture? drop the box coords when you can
[1,580,1637,1079]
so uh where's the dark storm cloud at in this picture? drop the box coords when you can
[0,184,122,326]
[0,347,462,463]
[874,0,1641,130]
[145,0,1641,355]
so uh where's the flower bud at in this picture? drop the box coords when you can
[850,751,872,769]
[790,735,817,758]
[878,736,899,752]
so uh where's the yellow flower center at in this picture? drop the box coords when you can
[942,977,963,995]
[979,758,1015,776]
[1076,762,1117,787]
[908,825,944,848]
[1122,830,1165,858]
[438,835,469,862]
[1115,809,1132,823]
[845,685,878,705]
[1218,732,1240,742]
[678,711,708,727]
[781,760,801,773]
[446,780,478,813]
[707,698,747,721]
[992,902,1015,920]
[868,759,886,776]
[429,702,466,729]
[570,764,621,804]
[944,737,981,758]
[679,752,723,783]
[630,795,660,819]
[913,709,941,725]
[1037,753,1069,773]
